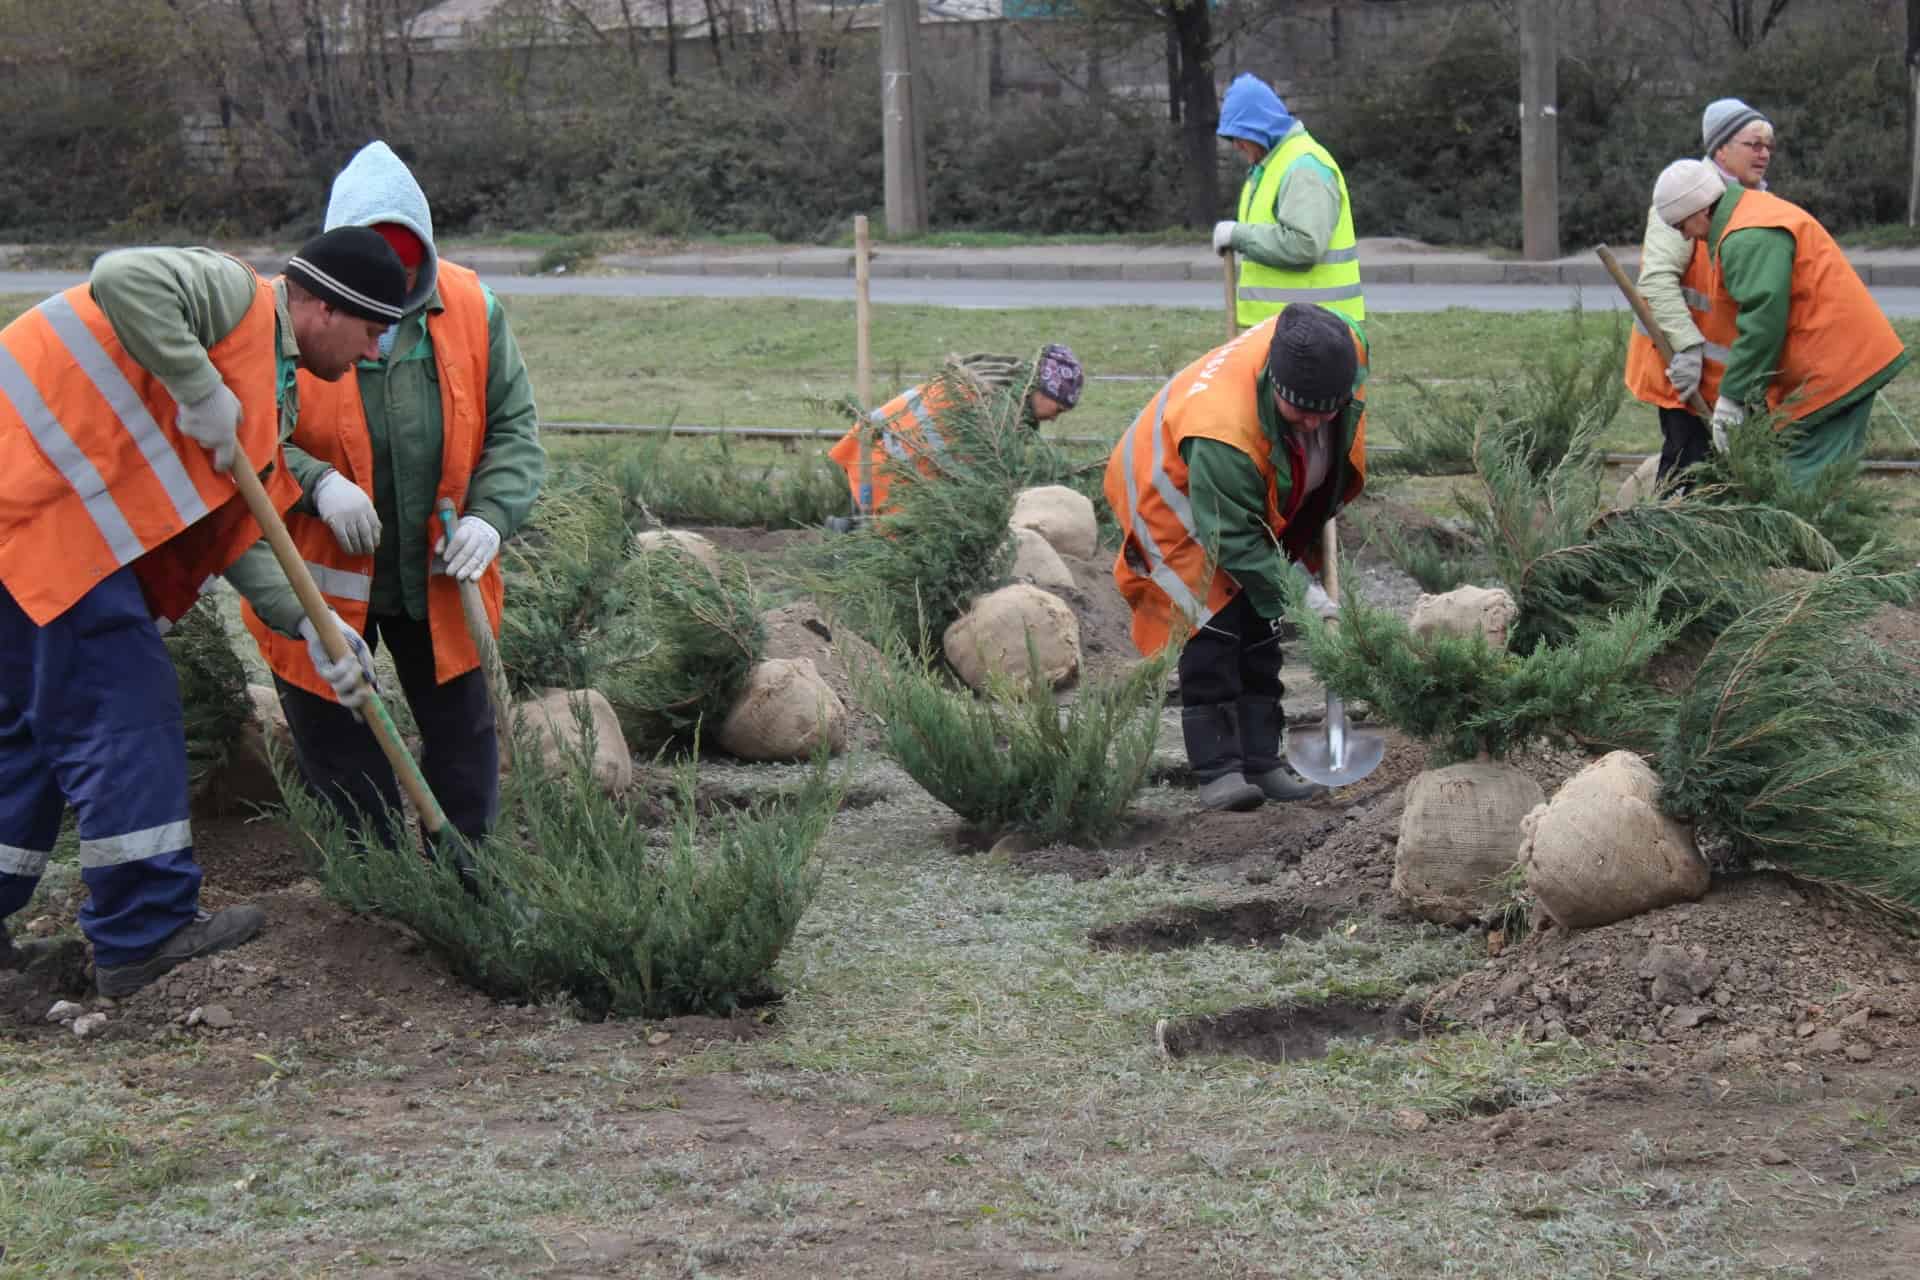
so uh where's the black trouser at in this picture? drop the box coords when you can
[276,614,498,852]
[1178,592,1287,777]
[1657,407,1711,483]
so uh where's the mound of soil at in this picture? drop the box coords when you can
[1425,873,1920,1067]
[1052,550,1141,684]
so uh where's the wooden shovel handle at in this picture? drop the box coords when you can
[1594,243,1713,419]
[436,499,514,769]
[230,460,449,835]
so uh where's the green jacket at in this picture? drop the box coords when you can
[87,247,306,634]
[285,283,543,621]
[1177,365,1365,620]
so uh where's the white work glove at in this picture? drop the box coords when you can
[1211,220,1240,255]
[435,514,501,582]
[1709,396,1746,454]
[297,611,377,709]
[175,383,241,472]
[313,471,381,557]
[1665,345,1704,401]
[1303,582,1340,620]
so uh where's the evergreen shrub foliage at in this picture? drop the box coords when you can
[608,436,851,530]
[600,544,765,747]
[1657,561,1920,898]
[799,369,1025,651]
[1458,407,1834,651]
[285,721,840,1019]
[498,474,764,749]
[163,600,252,791]
[856,634,1172,844]
[1290,588,1678,766]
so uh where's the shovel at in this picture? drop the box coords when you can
[1284,517,1386,788]
[437,498,515,770]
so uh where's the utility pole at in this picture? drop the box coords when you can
[1518,0,1559,260]
[882,0,928,236]
[1908,0,1920,225]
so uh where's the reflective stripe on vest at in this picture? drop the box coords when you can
[1235,131,1364,326]
[306,561,373,603]
[878,388,947,460]
[1624,238,1730,411]
[1117,387,1210,627]
[0,274,282,626]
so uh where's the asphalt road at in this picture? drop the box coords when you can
[9,269,1920,316]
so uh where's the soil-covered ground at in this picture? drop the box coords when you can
[8,493,1920,1278]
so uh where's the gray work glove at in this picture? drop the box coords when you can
[1211,220,1240,255]
[434,514,501,582]
[1303,581,1339,620]
[297,610,377,709]
[1665,344,1704,401]
[313,470,381,557]
[175,383,241,472]
[1709,395,1746,454]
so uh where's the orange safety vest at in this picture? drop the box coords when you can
[1105,314,1368,657]
[1702,190,1905,423]
[0,273,295,626]
[241,261,502,700]
[1623,239,1728,412]
[826,376,971,514]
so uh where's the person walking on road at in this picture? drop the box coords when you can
[0,229,406,996]
[1105,303,1368,812]
[242,141,545,857]
[1626,99,1776,481]
[1211,74,1365,332]
[828,344,1083,519]
[1650,158,1908,490]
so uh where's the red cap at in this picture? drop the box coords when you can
[371,222,426,270]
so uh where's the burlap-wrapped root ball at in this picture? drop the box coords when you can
[716,658,849,762]
[1408,585,1519,652]
[515,688,634,794]
[632,529,720,572]
[1521,750,1708,930]
[1392,762,1544,925]
[943,583,1080,693]
[1010,485,1099,560]
[1009,526,1076,591]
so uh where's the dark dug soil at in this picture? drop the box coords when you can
[1426,872,1920,1068]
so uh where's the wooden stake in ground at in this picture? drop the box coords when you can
[855,214,875,516]
[1221,249,1239,341]
[229,460,450,836]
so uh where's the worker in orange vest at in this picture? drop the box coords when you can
[1105,303,1366,811]
[827,345,1083,522]
[241,142,544,862]
[0,229,406,997]
[1650,158,1908,489]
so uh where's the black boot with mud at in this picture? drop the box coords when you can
[1,923,94,1017]
[1181,703,1265,812]
[94,905,266,999]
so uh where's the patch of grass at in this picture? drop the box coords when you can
[530,234,601,275]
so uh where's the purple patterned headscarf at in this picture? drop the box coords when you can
[1034,344,1084,409]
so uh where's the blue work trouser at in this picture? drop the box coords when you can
[0,568,200,966]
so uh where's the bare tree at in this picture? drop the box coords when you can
[1712,0,1794,47]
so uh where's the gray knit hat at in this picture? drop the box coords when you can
[1702,98,1770,160]
[1266,303,1356,414]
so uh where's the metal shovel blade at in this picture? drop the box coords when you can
[1284,691,1386,788]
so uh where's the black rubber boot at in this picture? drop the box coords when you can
[1181,704,1265,812]
[1238,695,1327,803]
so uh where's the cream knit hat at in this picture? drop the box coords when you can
[1653,159,1726,227]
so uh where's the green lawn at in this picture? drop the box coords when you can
[7,292,1919,460]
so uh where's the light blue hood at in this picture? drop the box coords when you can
[324,140,439,316]
[1217,74,1295,150]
